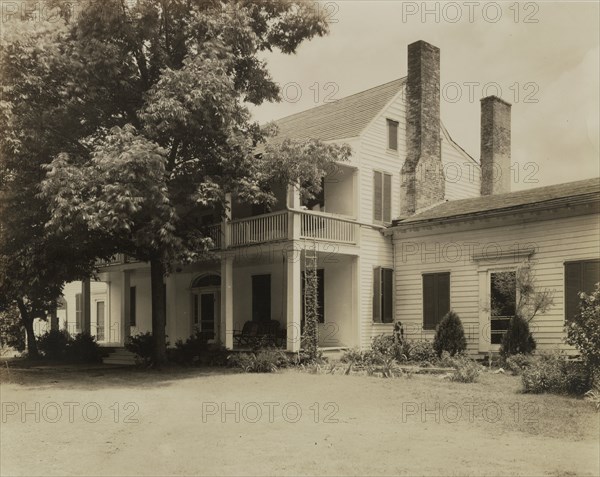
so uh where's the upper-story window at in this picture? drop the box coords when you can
[374,171,392,223]
[387,119,399,151]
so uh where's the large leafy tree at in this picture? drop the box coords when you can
[16,0,351,365]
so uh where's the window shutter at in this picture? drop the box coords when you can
[422,274,435,329]
[129,286,137,326]
[583,261,600,291]
[373,172,383,222]
[565,262,582,322]
[383,174,392,223]
[382,268,394,323]
[387,119,398,150]
[373,267,382,323]
[437,273,451,323]
[75,293,82,332]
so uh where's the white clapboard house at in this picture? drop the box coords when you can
[52,41,599,359]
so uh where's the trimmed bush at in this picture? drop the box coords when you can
[504,353,535,375]
[37,329,70,360]
[565,284,600,385]
[500,314,536,357]
[448,355,481,383]
[406,340,437,364]
[371,334,407,362]
[433,311,467,357]
[126,332,167,367]
[521,354,591,395]
[66,332,102,363]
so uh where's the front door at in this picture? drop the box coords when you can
[489,270,517,346]
[194,292,217,342]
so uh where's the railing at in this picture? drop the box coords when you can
[96,254,141,268]
[206,224,222,250]
[300,212,357,244]
[230,211,288,247]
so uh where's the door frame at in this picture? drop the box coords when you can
[190,287,221,343]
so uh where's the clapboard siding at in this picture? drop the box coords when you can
[393,212,600,354]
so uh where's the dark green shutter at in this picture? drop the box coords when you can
[129,286,137,326]
[373,267,382,323]
[423,275,435,329]
[382,268,394,323]
[374,172,383,222]
[383,174,392,223]
[423,273,450,330]
[565,260,600,322]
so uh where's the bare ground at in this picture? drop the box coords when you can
[0,364,598,477]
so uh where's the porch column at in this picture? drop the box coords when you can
[287,184,301,241]
[223,192,232,249]
[221,252,234,349]
[286,245,302,352]
[121,270,131,345]
[81,279,91,334]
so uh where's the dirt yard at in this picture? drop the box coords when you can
[0,364,598,476]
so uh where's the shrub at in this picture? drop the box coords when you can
[565,284,600,385]
[0,306,26,352]
[65,333,102,363]
[371,334,406,362]
[521,354,591,395]
[448,355,481,383]
[228,350,289,373]
[38,329,70,360]
[500,314,536,357]
[168,330,209,366]
[340,348,365,364]
[126,332,166,367]
[504,353,535,375]
[433,311,467,357]
[406,340,437,364]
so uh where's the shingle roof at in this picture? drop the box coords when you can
[268,77,406,144]
[394,177,600,226]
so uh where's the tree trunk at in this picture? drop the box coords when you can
[150,257,168,367]
[16,299,39,359]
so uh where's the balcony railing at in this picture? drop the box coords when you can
[300,211,357,244]
[230,211,288,247]
[206,224,222,250]
[96,254,141,268]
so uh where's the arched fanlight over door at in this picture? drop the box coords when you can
[191,273,221,288]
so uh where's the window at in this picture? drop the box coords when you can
[387,119,399,150]
[302,269,325,324]
[565,259,600,321]
[374,171,392,223]
[252,274,271,322]
[191,274,221,288]
[75,293,82,333]
[129,286,136,326]
[422,272,450,330]
[373,267,394,323]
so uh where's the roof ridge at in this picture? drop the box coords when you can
[273,77,406,125]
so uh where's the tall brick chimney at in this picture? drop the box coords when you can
[480,96,511,195]
[401,40,444,216]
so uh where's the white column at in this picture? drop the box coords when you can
[286,245,302,352]
[223,192,232,249]
[478,269,490,353]
[287,184,301,241]
[121,270,131,345]
[221,253,234,349]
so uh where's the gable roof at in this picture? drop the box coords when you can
[394,177,600,227]
[267,78,406,144]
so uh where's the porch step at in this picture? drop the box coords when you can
[320,347,349,360]
[103,347,136,366]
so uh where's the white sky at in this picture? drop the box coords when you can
[251,1,600,190]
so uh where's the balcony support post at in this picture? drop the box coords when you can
[285,244,302,353]
[220,252,234,349]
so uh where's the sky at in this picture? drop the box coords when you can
[250,1,600,190]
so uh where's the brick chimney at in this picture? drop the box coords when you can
[401,40,444,216]
[480,96,511,195]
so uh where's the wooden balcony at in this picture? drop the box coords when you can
[299,210,357,244]
[96,254,141,268]
[230,211,288,247]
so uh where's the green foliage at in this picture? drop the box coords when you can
[565,284,600,382]
[521,354,592,395]
[228,350,289,373]
[405,340,438,364]
[168,330,228,366]
[37,329,70,360]
[433,310,467,357]
[65,332,102,364]
[504,353,535,375]
[370,334,407,362]
[126,332,168,367]
[500,314,537,357]
[37,329,101,363]
[0,305,26,352]
[302,265,319,361]
[447,355,482,383]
